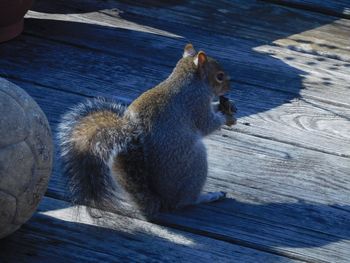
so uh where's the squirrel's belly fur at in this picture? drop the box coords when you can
[145,130,208,210]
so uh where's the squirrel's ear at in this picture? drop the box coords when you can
[194,51,207,67]
[183,43,196,58]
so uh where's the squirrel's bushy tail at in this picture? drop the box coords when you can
[57,97,133,216]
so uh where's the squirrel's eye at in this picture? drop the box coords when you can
[216,72,225,82]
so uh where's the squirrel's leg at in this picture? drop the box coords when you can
[110,146,161,219]
[196,192,227,204]
[160,139,226,210]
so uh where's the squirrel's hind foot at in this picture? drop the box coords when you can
[196,191,227,204]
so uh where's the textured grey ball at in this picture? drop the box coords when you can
[0,79,53,238]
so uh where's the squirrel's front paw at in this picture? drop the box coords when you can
[225,115,237,127]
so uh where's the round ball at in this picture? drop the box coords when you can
[0,79,53,238]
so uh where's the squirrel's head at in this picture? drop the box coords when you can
[183,43,231,96]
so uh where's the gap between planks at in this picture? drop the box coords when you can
[153,218,327,263]
[262,0,350,20]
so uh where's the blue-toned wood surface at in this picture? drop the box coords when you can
[0,0,349,262]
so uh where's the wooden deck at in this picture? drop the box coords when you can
[1,0,349,262]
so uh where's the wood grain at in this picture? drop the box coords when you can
[9,79,350,262]
[27,0,350,62]
[0,197,304,263]
[1,0,349,262]
[2,34,349,157]
[263,0,350,19]
[24,0,350,104]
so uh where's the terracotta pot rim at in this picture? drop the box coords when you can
[0,0,31,7]
[0,19,23,43]
[0,0,33,42]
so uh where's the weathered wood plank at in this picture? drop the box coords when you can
[1,34,349,157]
[8,79,350,262]
[1,1,349,261]
[34,75,350,210]
[28,0,350,63]
[48,130,350,263]
[1,197,303,263]
[263,0,350,19]
[24,1,350,105]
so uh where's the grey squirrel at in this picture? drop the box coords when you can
[58,44,236,219]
